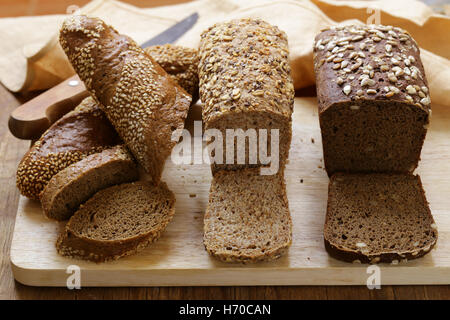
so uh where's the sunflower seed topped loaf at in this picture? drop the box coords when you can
[324,173,437,264]
[40,145,138,221]
[16,97,120,200]
[59,15,191,184]
[144,44,199,103]
[313,25,431,176]
[199,18,294,173]
[56,181,175,263]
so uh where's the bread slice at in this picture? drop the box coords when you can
[16,97,120,199]
[324,173,438,264]
[204,168,292,263]
[40,145,138,221]
[56,181,175,262]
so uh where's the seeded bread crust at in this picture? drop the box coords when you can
[56,181,175,263]
[40,145,138,221]
[144,44,199,103]
[324,173,438,264]
[198,19,294,172]
[313,25,431,176]
[204,168,292,263]
[16,97,120,200]
[60,15,191,184]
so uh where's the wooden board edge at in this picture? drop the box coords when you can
[10,258,450,287]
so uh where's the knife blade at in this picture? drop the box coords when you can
[9,12,199,140]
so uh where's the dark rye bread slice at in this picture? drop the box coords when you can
[56,181,175,263]
[204,168,292,263]
[40,145,138,221]
[313,25,431,176]
[16,96,120,200]
[324,173,438,264]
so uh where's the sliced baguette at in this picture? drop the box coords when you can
[204,168,292,263]
[40,145,138,221]
[324,173,438,264]
[56,181,175,262]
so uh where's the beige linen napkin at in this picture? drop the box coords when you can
[0,0,448,107]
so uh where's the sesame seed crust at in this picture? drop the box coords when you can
[199,18,294,125]
[16,97,120,200]
[313,24,431,115]
[59,15,191,183]
[144,44,199,103]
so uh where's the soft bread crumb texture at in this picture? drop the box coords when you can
[204,168,292,263]
[324,173,437,263]
[40,145,138,221]
[56,181,175,263]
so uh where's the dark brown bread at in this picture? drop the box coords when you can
[204,168,292,263]
[56,181,175,263]
[16,97,120,200]
[324,173,438,264]
[144,44,199,103]
[199,19,294,173]
[313,25,431,176]
[40,145,138,221]
[60,15,191,184]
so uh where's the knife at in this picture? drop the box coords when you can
[9,12,199,140]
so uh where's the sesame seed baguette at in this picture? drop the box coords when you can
[60,15,191,184]
[16,96,120,200]
[40,145,138,221]
[56,181,175,263]
[198,19,294,173]
[204,168,292,263]
[313,25,431,176]
[144,44,199,103]
[324,173,437,264]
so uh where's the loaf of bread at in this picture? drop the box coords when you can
[60,15,191,184]
[324,173,437,264]
[56,181,175,262]
[204,168,292,263]
[199,18,294,173]
[40,145,138,221]
[16,97,120,200]
[144,44,198,103]
[313,25,431,176]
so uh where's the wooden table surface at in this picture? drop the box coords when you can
[1,0,449,300]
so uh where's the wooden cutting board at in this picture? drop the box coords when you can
[10,97,450,287]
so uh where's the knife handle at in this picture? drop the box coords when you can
[8,74,90,140]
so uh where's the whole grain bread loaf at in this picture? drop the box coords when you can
[199,19,294,173]
[40,145,138,221]
[324,173,437,264]
[56,181,175,262]
[60,15,191,184]
[204,168,292,263]
[144,44,199,103]
[313,25,431,176]
[16,97,120,200]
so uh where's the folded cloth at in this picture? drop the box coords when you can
[0,0,448,107]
